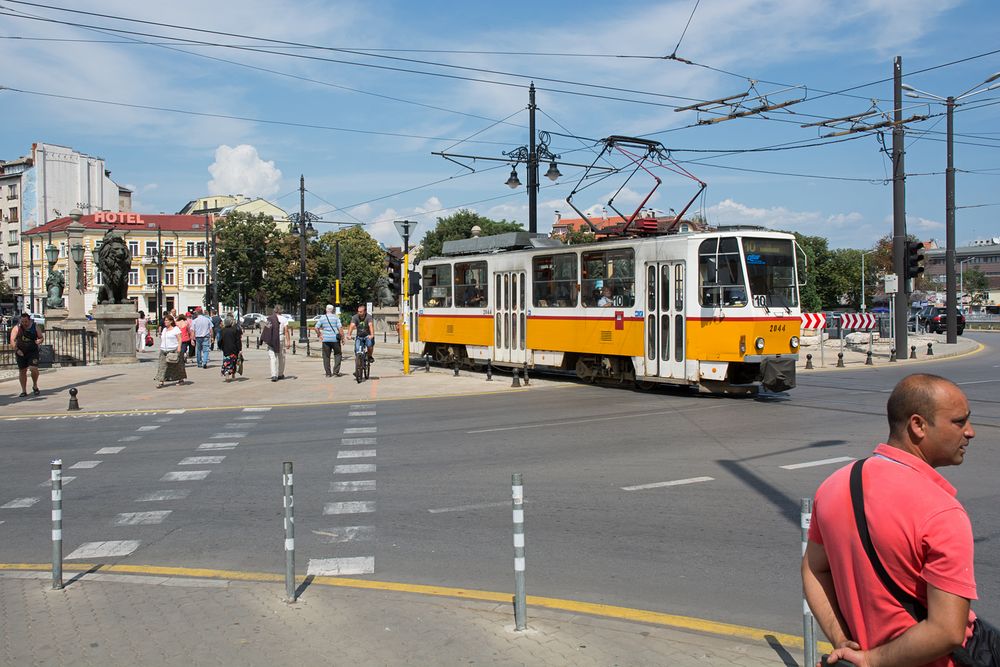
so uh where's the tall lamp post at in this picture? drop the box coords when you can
[290,174,318,344]
[902,71,1000,343]
[393,220,417,375]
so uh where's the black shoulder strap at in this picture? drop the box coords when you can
[850,458,928,622]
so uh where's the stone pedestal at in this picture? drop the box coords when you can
[45,309,96,334]
[372,307,400,338]
[95,304,139,364]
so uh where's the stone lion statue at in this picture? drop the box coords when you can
[45,269,65,309]
[375,274,395,307]
[96,230,132,304]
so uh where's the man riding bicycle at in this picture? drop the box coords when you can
[347,303,375,364]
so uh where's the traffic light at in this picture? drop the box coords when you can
[905,241,925,283]
[387,254,402,296]
[408,270,422,296]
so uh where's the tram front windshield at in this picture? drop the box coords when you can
[742,237,798,308]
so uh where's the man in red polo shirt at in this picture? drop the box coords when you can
[802,373,977,667]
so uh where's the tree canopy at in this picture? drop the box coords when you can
[215,211,282,311]
[417,210,522,260]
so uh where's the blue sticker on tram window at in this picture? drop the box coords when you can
[746,253,766,265]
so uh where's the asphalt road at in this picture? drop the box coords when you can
[1,333,997,637]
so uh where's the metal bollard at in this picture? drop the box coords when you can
[801,498,816,667]
[865,351,873,366]
[306,338,311,357]
[890,348,897,363]
[283,462,296,603]
[383,331,387,343]
[805,353,813,370]
[511,366,521,388]
[486,361,493,381]
[67,387,80,411]
[512,473,527,631]
[51,460,63,590]
[292,341,296,355]
[910,345,917,359]
[927,341,933,356]
[424,354,431,372]
[836,352,844,368]
[522,363,530,386]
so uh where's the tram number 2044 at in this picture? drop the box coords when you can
[768,323,788,332]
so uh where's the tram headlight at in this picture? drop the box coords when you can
[790,336,800,349]
[755,337,765,351]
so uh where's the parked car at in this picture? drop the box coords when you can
[915,305,965,335]
[30,312,46,326]
[241,312,267,329]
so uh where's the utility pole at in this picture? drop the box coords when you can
[334,240,341,308]
[298,174,308,343]
[528,83,538,234]
[394,220,417,374]
[944,96,958,343]
[210,216,218,313]
[892,56,908,357]
[203,206,211,309]
[156,226,163,318]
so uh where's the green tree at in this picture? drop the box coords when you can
[963,266,989,306]
[562,230,599,244]
[416,210,522,260]
[215,212,282,310]
[0,255,11,302]
[787,232,829,311]
[326,226,386,310]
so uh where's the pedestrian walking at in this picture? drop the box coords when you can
[10,312,43,397]
[210,308,222,350]
[136,311,148,352]
[315,304,344,377]
[219,315,242,382]
[261,305,291,382]
[177,313,192,364]
[802,373,998,667]
[154,314,187,388]
[192,308,213,369]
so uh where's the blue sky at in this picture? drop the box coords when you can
[2,0,998,249]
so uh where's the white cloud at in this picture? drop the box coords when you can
[707,198,880,247]
[207,145,283,198]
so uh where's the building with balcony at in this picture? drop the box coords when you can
[22,212,216,316]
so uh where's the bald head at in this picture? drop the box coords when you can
[886,373,959,438]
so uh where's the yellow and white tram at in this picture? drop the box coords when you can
[406,228,802,394]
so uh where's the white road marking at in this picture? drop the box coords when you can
[347,418,376,425]
[306,556,374,576]
[349,404,374,410]
[178,456,225,465]
[197,442,238,451]
[154,417,174,423]
[334,464,376,474]
[136,489,190,502]
[160,470,210,482]
[166,409,187,414]
[312,526,374,543]
[242,407,271,412]
[137,425,160,432]
[235,415,263,420]
[427,501,511,514]
[337,450,376,459]
[341,437,377,446]
[2,497,40,509]
[324,501,376,514]
[70,460,102,469]
[780,456,855,470]
[39,477,76,487]
[95,447,125,455]
[66,540,140,559]
[343,427,376,434]
[348,411,376,417]
[222,423,244,430]
[118,436,142,442]
[113,511,171,526]
[621,476,715,491]
[211,433,246,439]
[330,480,376,492]
[957,379,998,385]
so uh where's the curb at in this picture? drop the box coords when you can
[798,340,984,374]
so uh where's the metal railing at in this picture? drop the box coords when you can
[0,326,99,368]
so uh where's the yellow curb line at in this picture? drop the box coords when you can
[799,340,985,374]
[0,382,580,421]
[0,562,830,652]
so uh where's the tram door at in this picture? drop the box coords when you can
[645,262,686,379]
[493,271,526,365]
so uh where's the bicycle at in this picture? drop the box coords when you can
[354,335,371,383]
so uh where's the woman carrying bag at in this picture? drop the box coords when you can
[219,316,243,382]
[155,314,187,388]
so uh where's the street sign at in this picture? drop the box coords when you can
[800,313,827,329]
[393,220,417,239]
[840,313,877,329]
[884,274,898,294]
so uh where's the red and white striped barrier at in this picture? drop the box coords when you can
[840,313,877,329]
[800,313,827,329]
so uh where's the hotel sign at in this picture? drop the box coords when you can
[94,212,146,224]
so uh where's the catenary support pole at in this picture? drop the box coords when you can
[512,473,527,631]
[51,459,63,590]
[283,461,296,603]
[892,56,909,358]
[801,498,816,667]
[945,96,958,344]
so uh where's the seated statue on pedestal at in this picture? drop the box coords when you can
[96,230,133,305]
[45,270,65,309]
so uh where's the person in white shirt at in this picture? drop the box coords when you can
[155,314,187,388]
[191,308,214,368]
[261,305,291,381]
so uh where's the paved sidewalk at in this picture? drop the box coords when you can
[0,569,797,666]
[796,330,979,372]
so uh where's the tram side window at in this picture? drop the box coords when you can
[582,249,635,307]
[699,238,747,308]
[532,254,578,307]
[454,261,488,307]
[422,264,452,308]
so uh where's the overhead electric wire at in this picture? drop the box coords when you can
[303,189,367,226]
[669,0,700,58]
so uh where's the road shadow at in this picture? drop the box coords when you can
[0,374,124,407]
[717,459,800,527]
[64,563,105,588]
[294,574,315,599]
[764,634,800,667]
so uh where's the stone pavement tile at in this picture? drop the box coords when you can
[1,573,791,666]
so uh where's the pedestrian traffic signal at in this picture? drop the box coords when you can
[905,241,925,282]
[408,270,422,296]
